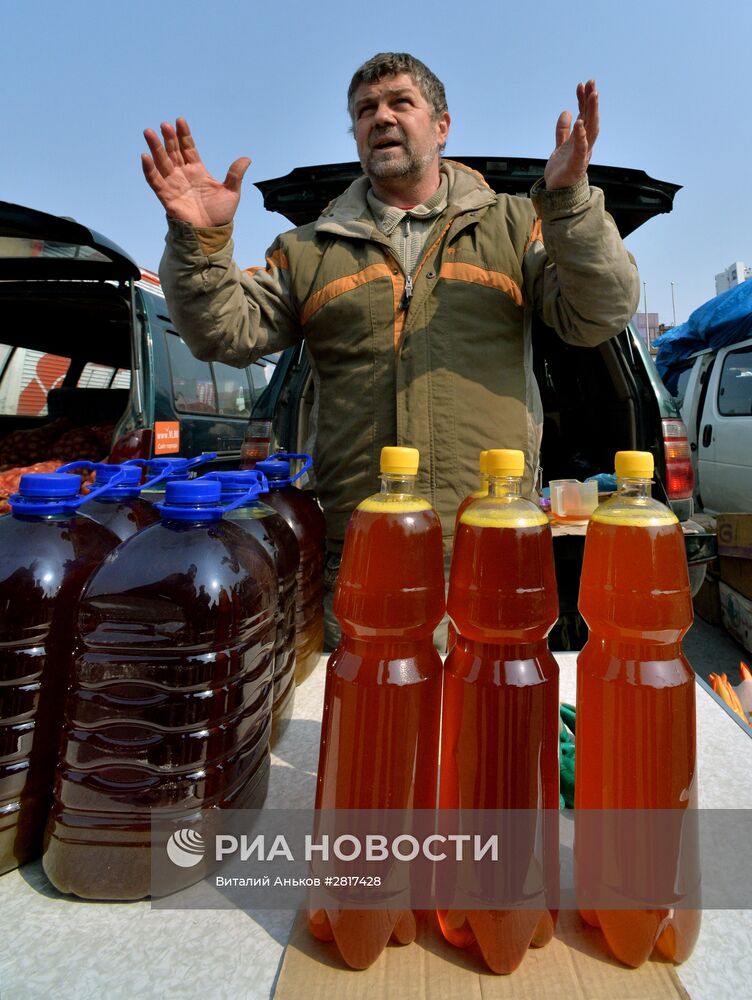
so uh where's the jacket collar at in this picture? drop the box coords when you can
[314,159,497,240]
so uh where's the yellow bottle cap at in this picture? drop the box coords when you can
[380,446,419,476]
[486,449,525,478]
[478,450,490,474]
[614,450,654,479]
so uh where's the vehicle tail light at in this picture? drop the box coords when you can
[241,420,272,469]
[661,418,694,499]
[108,427,153,463]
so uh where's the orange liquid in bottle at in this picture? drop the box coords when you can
[576,505,700,967]
[310,494,445,969]
[446,468,488,653]
[439,502,560,973]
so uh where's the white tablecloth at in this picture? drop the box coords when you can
[1,653,750,1000]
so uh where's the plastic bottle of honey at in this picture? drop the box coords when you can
[455,449,490,527]
[447,450,490,652]
[309,446,445,969]
[576,450,699,966]
[255,455,326,684]
[211,470,298,746]
[42,478,276,899]
[439,448,560,973]
[60,461,161,541]
[0,472,121,874]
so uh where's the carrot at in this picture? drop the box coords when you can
[710,673,749,723]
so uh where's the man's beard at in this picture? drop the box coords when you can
[363,127,440,180]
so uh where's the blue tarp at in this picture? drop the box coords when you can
[654,279,752,395]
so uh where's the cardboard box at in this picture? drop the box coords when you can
[273,910,691,1000]
[717,514,752,601]
[719,580,752,655]
[693,569,722,625]
[719,556,752,602]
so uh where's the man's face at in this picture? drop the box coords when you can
[352,73,450,183]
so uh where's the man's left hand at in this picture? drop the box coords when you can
[543,80,599,191]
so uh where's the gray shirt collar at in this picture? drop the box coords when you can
[366,175,449,235]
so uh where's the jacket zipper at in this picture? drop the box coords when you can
[402,273,414,309]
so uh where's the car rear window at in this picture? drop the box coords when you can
[0,236,112,263]
[78,362,132,390]
[0,345,71,416]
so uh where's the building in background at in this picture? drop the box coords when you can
[632,311,660,347]
[715,261,752,295]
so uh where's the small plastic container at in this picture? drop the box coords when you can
[549,479,598,523]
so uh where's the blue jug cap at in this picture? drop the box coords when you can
[157,479,224,521]
[255,457,290,481]
[255,453,312,488]
[9,471,111,516]
[18,472,80,498]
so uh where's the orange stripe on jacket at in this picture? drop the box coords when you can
[301,263,393,325]
[524,218,543,252]
[244,249,290,277]
[439,262,523,306]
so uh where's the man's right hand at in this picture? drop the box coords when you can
[141,117,251,228]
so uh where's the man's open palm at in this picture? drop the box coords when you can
[141,118,251,228]
[543,81,599,191]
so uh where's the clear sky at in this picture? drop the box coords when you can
[2,0,749,327]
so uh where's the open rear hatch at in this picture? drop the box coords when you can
[0,203,139,506]
[0,200,140,281]
[255,157,680,236]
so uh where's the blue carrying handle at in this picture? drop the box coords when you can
[156,480,264,519]
[114,459,175,491]
[267,452,313,485]
[55,461,127,509]
[124,451,218,480]
[202,469,270,502]
[219,484,268,515]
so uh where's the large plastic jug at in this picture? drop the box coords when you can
[309,446,445,969]
[439,449,560,973]
[131,452,217,504]
[0,472,122,874]
[211,470,298,746]
[576,450,699,966]
[255,454,326,685]
[42,478,276,899]
[59,461,163,540]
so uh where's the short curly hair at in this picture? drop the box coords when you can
[347,52,449,124]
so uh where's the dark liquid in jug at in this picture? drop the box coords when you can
[43,509,276,900]
[0,509,119,874]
